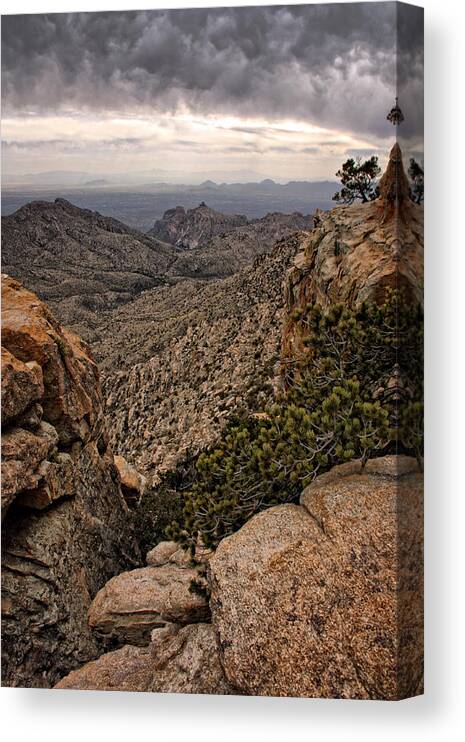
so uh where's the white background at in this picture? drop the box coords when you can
[1,0,464,739]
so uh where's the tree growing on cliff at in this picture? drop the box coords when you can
[332,156,381,204]
[408,158,424,204]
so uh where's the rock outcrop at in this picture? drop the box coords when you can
[56,623,235,695]
[208,456,423,700]
[88,563,210,647]
[1,276,140,688]
[148,203,248,249]
[282,144,423,362]
[114,454,147,507]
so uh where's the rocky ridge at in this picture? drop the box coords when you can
[167,209,314,279]
[1,198,176,341]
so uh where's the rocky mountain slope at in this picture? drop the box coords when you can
[167,210,314,279]
[1,276,140,687]
[1,198,177,340]
[101,236,304,478]
[2,199,313,346]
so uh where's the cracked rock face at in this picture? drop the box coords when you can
[208,456,423,700]
[1,275,140,688]
[55,623,235,695]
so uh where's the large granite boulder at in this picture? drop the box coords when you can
[1,276,140,688]
[208,456,423,700]
[55,623,235,695]
[88,564,210,647]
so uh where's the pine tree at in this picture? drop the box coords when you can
[332,156,381,204]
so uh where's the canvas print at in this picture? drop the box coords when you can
[1,2,424,699]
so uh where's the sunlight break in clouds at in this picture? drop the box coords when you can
[2,112,389,182]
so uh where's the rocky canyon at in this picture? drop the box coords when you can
[1,145,423,697]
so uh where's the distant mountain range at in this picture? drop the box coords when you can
[2,180,335,232]
[3,168,335,188]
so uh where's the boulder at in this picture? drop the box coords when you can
[146,541,179,566]
[114,454,147,506]
[55,644,154,693]
[1,276,140,688]
[208,456,423,700]
[55,623,235,695]
[88,564,210,647]
[146,540,213,568]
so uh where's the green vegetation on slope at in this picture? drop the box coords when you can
[155,290,423,550]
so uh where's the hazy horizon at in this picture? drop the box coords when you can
[2,4,424,185]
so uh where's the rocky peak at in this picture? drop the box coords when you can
[282,143,423,362]
[162,205,186,220]
[148,202,248,249]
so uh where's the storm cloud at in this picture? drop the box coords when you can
[1,3,423,140]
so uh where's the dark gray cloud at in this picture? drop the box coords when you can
[1,3,423,140]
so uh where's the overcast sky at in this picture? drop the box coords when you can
[1,3,424,183]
